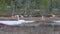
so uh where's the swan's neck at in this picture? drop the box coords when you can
[16,15,19,21]
[18,15,19,21]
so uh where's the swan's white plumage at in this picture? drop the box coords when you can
[0,15,35,25]
[53,20,60,23]
[0,20,24,25]
[0,20,35,25]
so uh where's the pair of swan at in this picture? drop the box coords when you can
[0,15,35,25]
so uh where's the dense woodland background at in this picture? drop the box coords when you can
[0,0,60,16]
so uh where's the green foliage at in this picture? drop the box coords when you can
[0,0,59,15]
[0,0,14,15]
[29,11,40,15]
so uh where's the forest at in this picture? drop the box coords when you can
[0,0,60,16]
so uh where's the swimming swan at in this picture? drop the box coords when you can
[53,20,60,23]
[0,15,35,25]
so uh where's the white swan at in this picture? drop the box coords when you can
[0,15,35,25]
[53,20,60,23]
